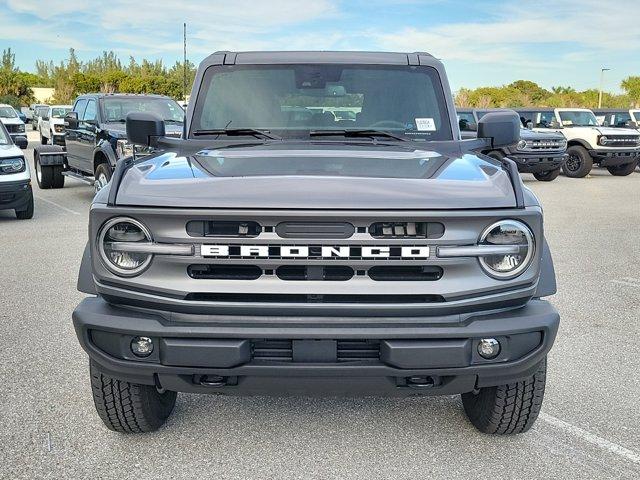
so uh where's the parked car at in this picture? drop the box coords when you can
[593,108,640,131]
[26,103,47,123]
[0,104,28,149]
[32,105,49,131]
[16,110,27,123]
[0,121,33,219]
[458,108,567,181]
[72,51,559,435]
[517,108,640,177]
[39,105,73,145]
[32,93,184,191]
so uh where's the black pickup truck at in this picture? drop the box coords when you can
[457,108,568,181]
[32,93,183,191]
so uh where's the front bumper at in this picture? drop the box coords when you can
[0,179,32,211]
[73,297,559,396]
[588,149,640,166]
[506,152,567,173]
[51,134,66,146]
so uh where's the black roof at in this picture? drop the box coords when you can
[208,50,436,66]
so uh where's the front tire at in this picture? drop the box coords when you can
[533,168,561,182]
[40,131,48,145]
[90,362,177,433]
[94,163,112,194]
[15,190,34,220]
[461,357,547,434]
[563,146,593,178]
[606,160,638,176]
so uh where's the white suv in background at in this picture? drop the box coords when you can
[0,104,28,149]
[39,105,73,146]
[517,107,640,177]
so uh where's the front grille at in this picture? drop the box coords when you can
[187,220,261,237]
[184,293,445,303]
[188,264,262,280]
[601,136,640,147]
[252,339,380,362]
[276,265,354,281]
[369,222,444,239]
[527,140,564,150]
[4,124,22,133]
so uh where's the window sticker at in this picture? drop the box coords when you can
[415,117,436,131]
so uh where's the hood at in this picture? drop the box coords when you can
[0,143,23,156]
[594,126,640,136]
[114,143,517,209]
[519,128,564,141]
[0,118,24,126]
[103,122,183,138]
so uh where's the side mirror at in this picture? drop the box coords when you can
[477,111,520,148]
[550,119,561,129]
[15,136,28,149]
[525,121,534,130]
[126,112,165,147]
[628,121,638,128]
[65,112,78,129]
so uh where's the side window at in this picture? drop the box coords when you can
[82,100,97,122]
[74,99,88,116]
[536,112,555,128]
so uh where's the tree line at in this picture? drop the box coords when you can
[1,48,639,110]
[0,48,196,107]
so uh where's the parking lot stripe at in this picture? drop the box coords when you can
[540,413,640,465]
[611,279,640,287]
[35,196,81,216]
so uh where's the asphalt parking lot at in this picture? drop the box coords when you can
[1,131,639,479]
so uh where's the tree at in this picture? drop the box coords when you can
[621,76,640,107]
[0,48,34,105]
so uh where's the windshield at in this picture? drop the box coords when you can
[558,110,598,127]
[35,106,48,116]
[631,111,640,123]
[192,64,453,140]
[456,112,476,131]
[0,106,18,118]
[0,124,9,144]
[102,97,184,123]
[51,107,72,118]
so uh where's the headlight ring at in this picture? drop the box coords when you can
[97,217,154,277]
[478,220,535,279]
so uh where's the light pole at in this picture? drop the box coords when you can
[598,67,610,108]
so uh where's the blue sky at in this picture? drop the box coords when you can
[2,0,639,93]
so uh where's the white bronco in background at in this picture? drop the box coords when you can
[39,105,73,146]
[517,107,640,177]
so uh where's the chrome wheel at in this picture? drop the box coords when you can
[94,172,108,193]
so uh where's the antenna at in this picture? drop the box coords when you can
[183,22,187,102]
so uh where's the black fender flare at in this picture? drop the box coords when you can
[77,242,97,295]
[534,237,557,298]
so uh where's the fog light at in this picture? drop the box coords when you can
[131,336,154,357]
[477,338,500,359]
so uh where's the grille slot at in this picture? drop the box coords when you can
[369,222,444,239]
[188,264,262,280]
[276,265,354,281]
[252,340,293,361]
[187,220,261,237]
[276,222,355,239]
[368,266,443,281]
[184,293,445,303]
[251,339,380,362]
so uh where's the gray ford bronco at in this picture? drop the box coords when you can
[73,51,559,435]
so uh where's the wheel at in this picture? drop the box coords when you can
[90,362,177,433]
[461,357,547,434]
[40,131,48,145]
[606,160,638,176]
[94,163,112,193]
[562,146,593,178]
[34,151,54,189]
[486,150,504,161]
[34,145,65,189]
[533,168,561,182]
[15,190,34,220]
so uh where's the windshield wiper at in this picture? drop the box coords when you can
[192,128,281,140]
[309,129,408,141]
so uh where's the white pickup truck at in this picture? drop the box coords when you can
[517,107,640,177]
[39,105,73,146]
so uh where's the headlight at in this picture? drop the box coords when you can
[0,156,25,174]
[54,124,65,133]
[598,135,608,146]
[98,217,153,276]
[116,139,135,159]
[478,220,535,279]
[516,140,527,150]
[17,124,25,132]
